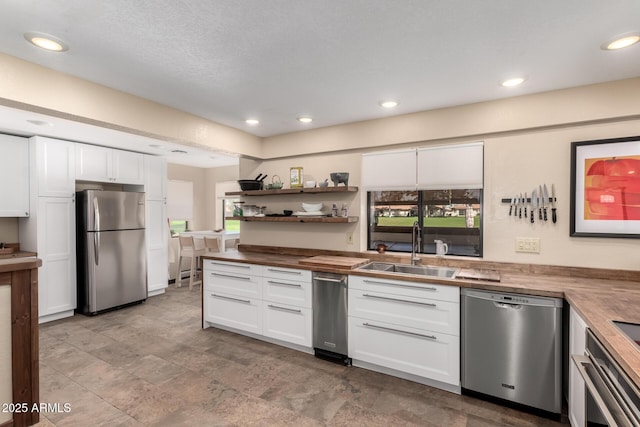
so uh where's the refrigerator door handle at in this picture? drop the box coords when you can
[93,196,100,230]
[94,232,100,265]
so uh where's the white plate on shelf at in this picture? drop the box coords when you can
[293,211,326,216]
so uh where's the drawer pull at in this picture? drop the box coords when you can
[362,293,437,307]
[267,304,302,313]
[267,280,302,288]
[267,268,302,275]
[210,262,251,269]
[362,322,437,340]
[210,272,251,281]
[314,277,344,283]
[212,294,251,304]
[363,279,437,291]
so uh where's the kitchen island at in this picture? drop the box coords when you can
[201,245,640,392]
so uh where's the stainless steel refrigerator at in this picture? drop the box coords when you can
[76,190,147,315]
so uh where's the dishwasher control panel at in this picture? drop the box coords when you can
[490,294,529,304]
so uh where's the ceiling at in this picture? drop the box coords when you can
[0,1,639,167]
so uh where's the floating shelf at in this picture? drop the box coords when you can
[226,216,358,223]
[226,186,358,196]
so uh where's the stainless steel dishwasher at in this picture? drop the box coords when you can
[312,272,350,365]
[461,288,563,416]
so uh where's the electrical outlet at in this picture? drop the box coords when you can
[346,232,354,245]
[515,237,540,253]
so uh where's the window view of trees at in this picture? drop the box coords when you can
[368,189,482,257]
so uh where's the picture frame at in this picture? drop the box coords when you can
[290,166,303,188]
[570,135,640,238]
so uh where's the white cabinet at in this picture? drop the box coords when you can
[144,155,167,201]
[20,136,77,323]
[348,275,460,389]
[569,306,588,427]
[0,134,29,217]
[144,155,168,296]
[262,266,312,347]
[145,199,168,295]
[31,136,75,198]
[76,143,144,184]
[203,260,313,351]
[34,197,76,322]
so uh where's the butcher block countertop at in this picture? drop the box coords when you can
[202,247,640,388]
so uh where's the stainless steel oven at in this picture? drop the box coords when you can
[572,329,640,426]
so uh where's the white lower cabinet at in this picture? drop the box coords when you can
[569,306,588,427]
[203,260,312,351]
[205,292,262,335]
[348,275,460,390]
[262,302,312,347]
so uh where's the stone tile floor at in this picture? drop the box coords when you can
[34,285,567,426]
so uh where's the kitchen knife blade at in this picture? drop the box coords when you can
[530,189,537,223]
[551,184,557,223]
[509,196,515,216]
[542,184,549,221]
[538,185,543,220]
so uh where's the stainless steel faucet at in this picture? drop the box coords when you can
[411,221,422,265]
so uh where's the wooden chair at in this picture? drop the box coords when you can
[203,236,220,253]
[176,236,206,290]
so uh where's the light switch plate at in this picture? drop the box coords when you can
[515,237,540,253]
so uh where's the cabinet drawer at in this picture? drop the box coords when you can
[204,260,262,277]
[349,275,459,303]
[204,292,262,335]
[348,316,460,386]
[263,277,312,308]
[349,288,459,335]
[262,303,312,347]
[204,269,262,299]
[263,266,311,282]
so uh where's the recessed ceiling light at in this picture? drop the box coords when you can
[379,100,399,108]
[171,149,188,154]
[149,144,162,148]
[601,32,640,50]
[297,117,313,123]
[501,77,526,87]
[24,32,68,52]
[26,119,53,126]
[245,119,260,125]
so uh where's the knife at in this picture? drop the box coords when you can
[542,184,549,221]
[551,184,557,223]
[523,192,527,219]
[509,196,515,216]
[519,193,523,218]
[538,185,543,220]
[530,189,537,223]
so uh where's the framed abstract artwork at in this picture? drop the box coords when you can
[571,135,640,237]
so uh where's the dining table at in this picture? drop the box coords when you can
[178,229,240,252]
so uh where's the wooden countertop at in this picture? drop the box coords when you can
[203,249,640,388]
[0,256,41,273]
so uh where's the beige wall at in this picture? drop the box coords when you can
[0,218,18,243]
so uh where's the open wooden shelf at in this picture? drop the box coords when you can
[226,216,359,223]
[226,186,358,197]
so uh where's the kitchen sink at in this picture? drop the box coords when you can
[357,262,459,278]
[613,320,640,350]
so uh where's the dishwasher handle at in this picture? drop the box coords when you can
[494,301,522,309]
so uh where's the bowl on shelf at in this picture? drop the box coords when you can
[330,172,349,187]
[283,210,293,216]
[304,180,316,188]
[238,180,263,191]
[302,202,323,212]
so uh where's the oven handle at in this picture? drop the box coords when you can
[571,355,633,427]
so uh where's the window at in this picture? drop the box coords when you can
[368,189,482,257]
[222,199,240,232]
[167,180,193,235]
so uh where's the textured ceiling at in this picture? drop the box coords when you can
[0,1,639,157]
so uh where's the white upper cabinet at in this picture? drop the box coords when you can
[76,143,144,184]
[0,134,29,216]
[144,155,167,201]
[32,136,76,198]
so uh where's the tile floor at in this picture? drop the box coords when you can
[34,285,567,426]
